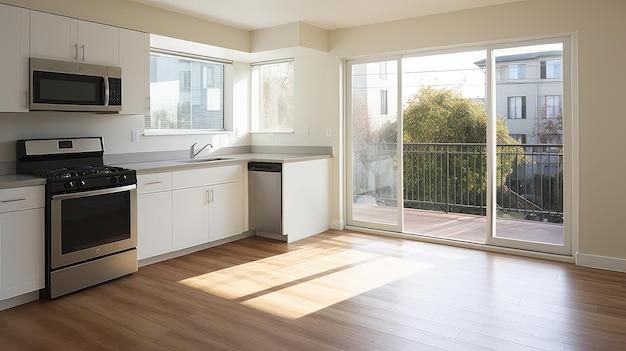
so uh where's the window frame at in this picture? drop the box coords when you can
[507,96,526,119]
[145,47,234,136]
[251,58,295,133]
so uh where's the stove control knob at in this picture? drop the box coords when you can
[109,176,117,184]
[76,180,86,188]
[65,181,75,189]
[118,174,128,183]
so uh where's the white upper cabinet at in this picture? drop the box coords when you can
[119,28,150,115]
[30,11,119,66]
[0,4,30,112]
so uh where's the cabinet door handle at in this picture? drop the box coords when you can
[1,198,27,203]
[80,44,85,61]
[210,189,215,204]
[74,43,79,60]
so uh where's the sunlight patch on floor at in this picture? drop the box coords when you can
[241,257,432,319]
[179,246,432,319]
[179,248,379,299]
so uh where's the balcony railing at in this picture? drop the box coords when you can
[354,143,563,223]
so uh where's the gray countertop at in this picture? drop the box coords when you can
[0,151,331,188]
[0,174,47,189]
[122,153,331,175]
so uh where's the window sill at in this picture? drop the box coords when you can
[251,129,295,134]
[144,129,234,136]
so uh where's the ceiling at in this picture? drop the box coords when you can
[129,0,526,31]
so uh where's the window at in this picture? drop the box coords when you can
[508,64,526,80]
[509,134,527,144]
[147,51,228,131]
[507,96,526,119]
[543,95,562,118]
[251,60,295,132]
[541,59,562,79]
[379,62,388,80]
[380,90,388,115]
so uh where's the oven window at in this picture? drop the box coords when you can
[61,191,131,254]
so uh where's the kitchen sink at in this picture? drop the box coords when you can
[177,157,234,163]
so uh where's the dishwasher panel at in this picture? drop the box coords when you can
[248,162,282,236]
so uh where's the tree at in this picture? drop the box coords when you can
[402,87,525,212]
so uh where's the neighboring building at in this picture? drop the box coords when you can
[475,50,564,145]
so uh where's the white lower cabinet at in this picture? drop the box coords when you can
[0,186,45,301]
[172,186,209,250]
[137,164,245,260]
[137,172,173,260]
[172,164,245,250]
[209,181,244,241]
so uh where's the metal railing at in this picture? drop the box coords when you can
[354,143,563,223]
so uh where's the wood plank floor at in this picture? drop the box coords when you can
[2,230,626,350]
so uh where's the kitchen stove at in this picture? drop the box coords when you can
[16,137,138,299]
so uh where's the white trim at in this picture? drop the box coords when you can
[576,253,626,273]
[330,219,345,230]
[347,225,574,263]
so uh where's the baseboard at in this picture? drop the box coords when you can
[0,291,39,311]
[576,252,626,273]
[138,232,254,267]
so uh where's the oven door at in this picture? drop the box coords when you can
[50,184,137,269]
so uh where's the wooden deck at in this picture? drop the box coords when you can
[353,204,564,245]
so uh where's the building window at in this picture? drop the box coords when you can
[380,90,388,115]
[541,59,562,79]
[379,62,388,80]
[509,134,527,144]
[251,59,295,132]
[508,64,526,80]
[543,95,562,118]
[507,96,526,119]
[147,51,226,131]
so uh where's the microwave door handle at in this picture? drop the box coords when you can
[104,76,110,107]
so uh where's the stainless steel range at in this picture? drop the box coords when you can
[16,137,137,298]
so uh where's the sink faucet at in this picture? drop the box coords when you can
[190,142,213,159]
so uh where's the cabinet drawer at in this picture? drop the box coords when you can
[137,173,172,194]
[173,165,243,189]
[0,185,45,213]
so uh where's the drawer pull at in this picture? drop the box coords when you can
[1,198,27,203]
[145,181,164,185]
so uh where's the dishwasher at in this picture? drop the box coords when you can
[248,162,283,239]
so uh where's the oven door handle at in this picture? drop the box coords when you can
[52,184,136,201]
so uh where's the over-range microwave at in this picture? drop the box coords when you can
[29,57,122,113]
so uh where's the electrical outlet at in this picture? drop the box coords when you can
[269,133,274,143]
[131,130,139,142]
[304,127,310,137]
[325,127,332,137]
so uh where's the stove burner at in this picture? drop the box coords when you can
[33,166,127,179]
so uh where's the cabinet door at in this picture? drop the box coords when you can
[0,208,44,300]
[0,4,29,112]
[77,20,119,65]
[30,11,78,61]
[209,182,244,241]
[119,28,149,115]
[137,191,172,260]
[173,187,209,250]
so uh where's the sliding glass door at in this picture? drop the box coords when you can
[346,37,573,256]
[346,57,402,232]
